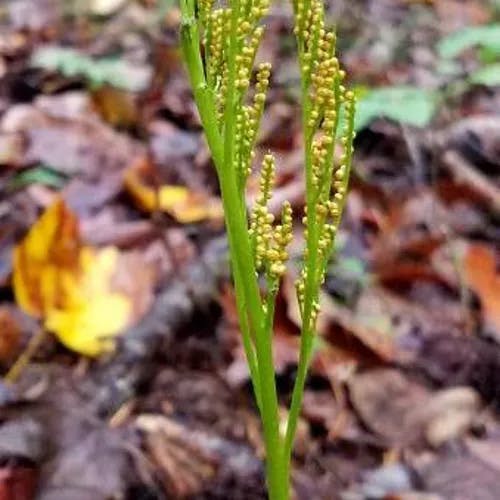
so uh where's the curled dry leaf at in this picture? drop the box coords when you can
[124,158,223,224]
[136,414,218,498]
[12,198,154,356]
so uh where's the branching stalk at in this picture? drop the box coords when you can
[180,0,355,497]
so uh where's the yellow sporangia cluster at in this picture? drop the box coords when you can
[236,63,271,184]
[199,0,290,292]
[198,0,215,27]
[203,0,271,175]
[249,154,293,280]
[204,0,269,100]
[198,0,355,308]
[292,0,357,323]
[205,8,230,91]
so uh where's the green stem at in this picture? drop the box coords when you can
[222,2,287,497]
[263,280,289,500]
[233,264,262,411]
[181,0,263,415]
[180,5,223,168]
[181,2,288,498]
[219,157,288,500]
[284,33,320,464]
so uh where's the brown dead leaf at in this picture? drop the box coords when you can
[136,415,218,498]
[348,369,430,445]
[0,307,22,365]
[463,244,500,337]
[91,86,139,128]
[136,410,264,499]
[80,207,156,248]
[111,251,155,325]
[282,273,392,363]
[259,102,297,150]
[0,96,143,178]
[319,290,397,362]
[377,261,453,291]
[0,465,37,500]
[300,389,357,442]
[148,121,200,183]
[124,158,223,223]
[372,190,446,269]
[349,370,480,448]
[63,173,124,215]
[441,151,500,214]
[435,0,491,30]
[0,364,137,499]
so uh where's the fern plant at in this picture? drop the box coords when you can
[180,0,355,498]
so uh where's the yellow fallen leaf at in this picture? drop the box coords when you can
[124,159,223,223]
[46,247,131,356]
[12,199,143,357]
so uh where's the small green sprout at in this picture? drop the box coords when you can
[180,0,356,497]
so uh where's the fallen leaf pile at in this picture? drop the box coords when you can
[12,198,151,356]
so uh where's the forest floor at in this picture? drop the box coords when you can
[0,0,499,499]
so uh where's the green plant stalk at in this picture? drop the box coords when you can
[180,8,223,166]
[284,70,319,462]
[217,171,287,500]
[233,264,262,409]
[181,0,354,496]
[180,0,262,410]
[181,2,288,498]
[264,279,290,497]
[221,1,287,495]
[181,3,261,390]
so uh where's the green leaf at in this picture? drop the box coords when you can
[354,86,438,130]
[470,63,500,86]
[31,46,151,92]
[337,256,366,279]
[8,166,67,190]
[438,24,500,59]
[437,59,463,77]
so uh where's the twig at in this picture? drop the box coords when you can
[4,327,47,384]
